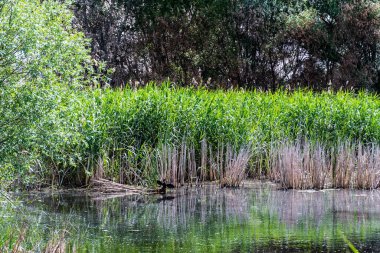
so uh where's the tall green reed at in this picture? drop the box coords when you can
[3,84,379,189]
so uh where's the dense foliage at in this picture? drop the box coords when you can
[74,0,380,90]
[0,0,94,187]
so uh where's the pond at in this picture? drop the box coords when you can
[4,185,380,252]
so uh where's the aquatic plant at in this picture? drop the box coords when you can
[2,84,380,189]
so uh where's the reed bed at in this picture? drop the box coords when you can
[270,141,380,189]
[153,142,252,187]
[2,84,380,189]
[269,141,331,189]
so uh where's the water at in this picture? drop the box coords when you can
[6,185,380,252]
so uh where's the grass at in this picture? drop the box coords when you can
[2,83,380,189]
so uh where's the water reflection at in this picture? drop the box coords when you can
[267,190,380,226]
[17,186,380,252]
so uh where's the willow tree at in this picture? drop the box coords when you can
[0,0,94,187]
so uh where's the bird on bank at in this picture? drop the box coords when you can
[156,179,175,194]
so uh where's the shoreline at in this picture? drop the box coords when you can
[14,179,380,200]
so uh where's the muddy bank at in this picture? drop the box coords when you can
[24,179,280,200]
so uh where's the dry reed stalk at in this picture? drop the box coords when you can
[269,141,380,190]
[284,144,304,189]
[308,144,330,189]
[157,144,169,183]
[142,149,153,181]
[10,225,27,253]
[268,145,280,183]
[200,139,207,182]
[269,143,301,189]
[302,142,311,188]
[356,144,380,189]
[156,145,166,182]
[156,144,186,186]
[118,152,124,184]
[164,145,170,181]
[178,142,186,185]
[186,147,197,185]
[170,147,178,186]
[44,231,67,253]
[217,143,225,182]
[93,156,105,180]
[334,142,355,188]
[208,145,217,181]
[220,144,252,187]
[123,150,130,184]
[269,141,331,189]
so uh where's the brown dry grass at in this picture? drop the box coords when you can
[220,145,252,188]
[270,141,380,189]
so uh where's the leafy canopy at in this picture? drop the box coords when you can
[0,0,92,87]
[0,0,95,186]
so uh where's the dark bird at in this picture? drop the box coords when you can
[156,180,175,194]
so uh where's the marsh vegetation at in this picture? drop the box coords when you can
[2,85,380,189]
[1,0,380,251]
[1,0,379,190]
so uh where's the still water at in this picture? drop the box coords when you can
[12,185,380,252]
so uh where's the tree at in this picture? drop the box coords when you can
[73,0,380,90]
[286,0,380,90]
[0,0,93,185]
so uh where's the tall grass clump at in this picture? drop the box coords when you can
[2,83,380,189]
[269,141,331,189]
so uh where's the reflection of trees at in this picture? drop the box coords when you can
[18,187,380,251]
[85,186,251,233]
[266,190,380,228]
[23,187,251,233]
[29,188,380,232]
